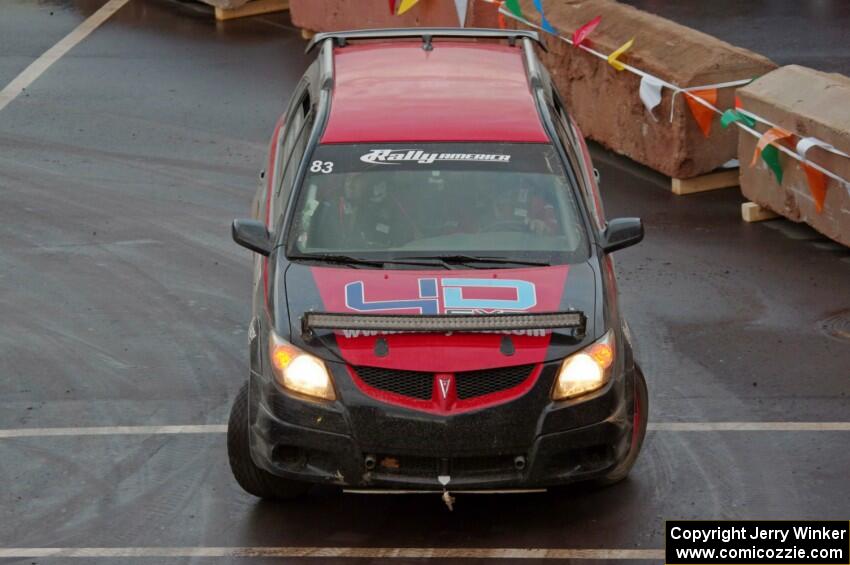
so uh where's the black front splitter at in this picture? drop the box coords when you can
[248,381,635,490]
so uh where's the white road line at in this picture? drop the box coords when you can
[648,422,850,431]
[1,422,848,439]
[0,547,665,559]
[0,425,227,438]
[0,0,130,113]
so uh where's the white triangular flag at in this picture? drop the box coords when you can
[454,0,468,27]
[795,136,849,160]
[639,75,664,116]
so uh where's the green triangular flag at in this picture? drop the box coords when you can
[720,109,755,129]
[761,144,783,184]
[504,0,523,18]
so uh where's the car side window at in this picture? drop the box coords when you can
[550,100,606,231]
[273,111,313,230]
[278,92,311,180]
[269,90,311,228]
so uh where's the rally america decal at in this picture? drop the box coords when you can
[341,277,546,338]
[360,149,511,165]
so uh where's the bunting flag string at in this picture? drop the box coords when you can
[572,15,601,48]
[607,37,634,71]
[734,109,850,198]
[684,89,718,137]
[737,109,850,162]
[495,2,850,195]
[667,79,750,123]
[497,5,750,121]
[388,0,396,15]
[736,117,849,195]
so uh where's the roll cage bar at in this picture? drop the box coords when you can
[305,27,547,54]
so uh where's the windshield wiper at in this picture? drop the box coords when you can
[396,254,551,267]
[290,254,446,268]
[289,254,385,268]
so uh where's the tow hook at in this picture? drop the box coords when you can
[438,474,454,511]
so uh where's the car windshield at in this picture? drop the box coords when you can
[286,143,589,265]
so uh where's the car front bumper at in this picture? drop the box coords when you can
[247,360,637,490]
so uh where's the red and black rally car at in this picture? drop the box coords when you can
[227,29,647,500]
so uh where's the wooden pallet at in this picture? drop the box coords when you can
[741,201,779,222]
[214,0,289,21]
[671,168,739,196]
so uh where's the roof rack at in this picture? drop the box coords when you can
[305,27,546,54]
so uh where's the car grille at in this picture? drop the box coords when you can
[353,364,535,401]
[355,366,433,400]
[455,365,533,399]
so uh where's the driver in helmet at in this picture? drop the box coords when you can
[486,182,560,235]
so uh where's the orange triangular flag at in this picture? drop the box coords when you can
[684,89,718,137]
[497,1,507,28]
[750,126,794,167]
[802,163,828,212]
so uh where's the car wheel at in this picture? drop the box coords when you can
[227,382,310,500]
[594,365,649,487]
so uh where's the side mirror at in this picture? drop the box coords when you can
[601,217,643,253]
[232,219,272,256]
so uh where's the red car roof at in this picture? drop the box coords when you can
[321,41,549,144]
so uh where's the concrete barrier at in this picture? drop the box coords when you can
[738,65,850,247]
[506,0,776,179]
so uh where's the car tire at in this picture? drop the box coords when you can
[227,382,310,500]
[594,365,649,487]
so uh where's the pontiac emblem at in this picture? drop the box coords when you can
[438,376,452,399]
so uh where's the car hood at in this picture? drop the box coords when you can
[282,262,597,371]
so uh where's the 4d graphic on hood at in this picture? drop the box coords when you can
[342,276,536,328]
[316,266,564,315]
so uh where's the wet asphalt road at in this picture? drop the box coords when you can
[0,1,848,563]
[621,0,850,76]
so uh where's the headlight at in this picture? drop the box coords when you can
[552,329,615,400]
[269,331,335,401]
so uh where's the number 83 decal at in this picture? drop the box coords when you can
[310,160,334,174]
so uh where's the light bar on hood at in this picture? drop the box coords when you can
[301,311,586,338]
